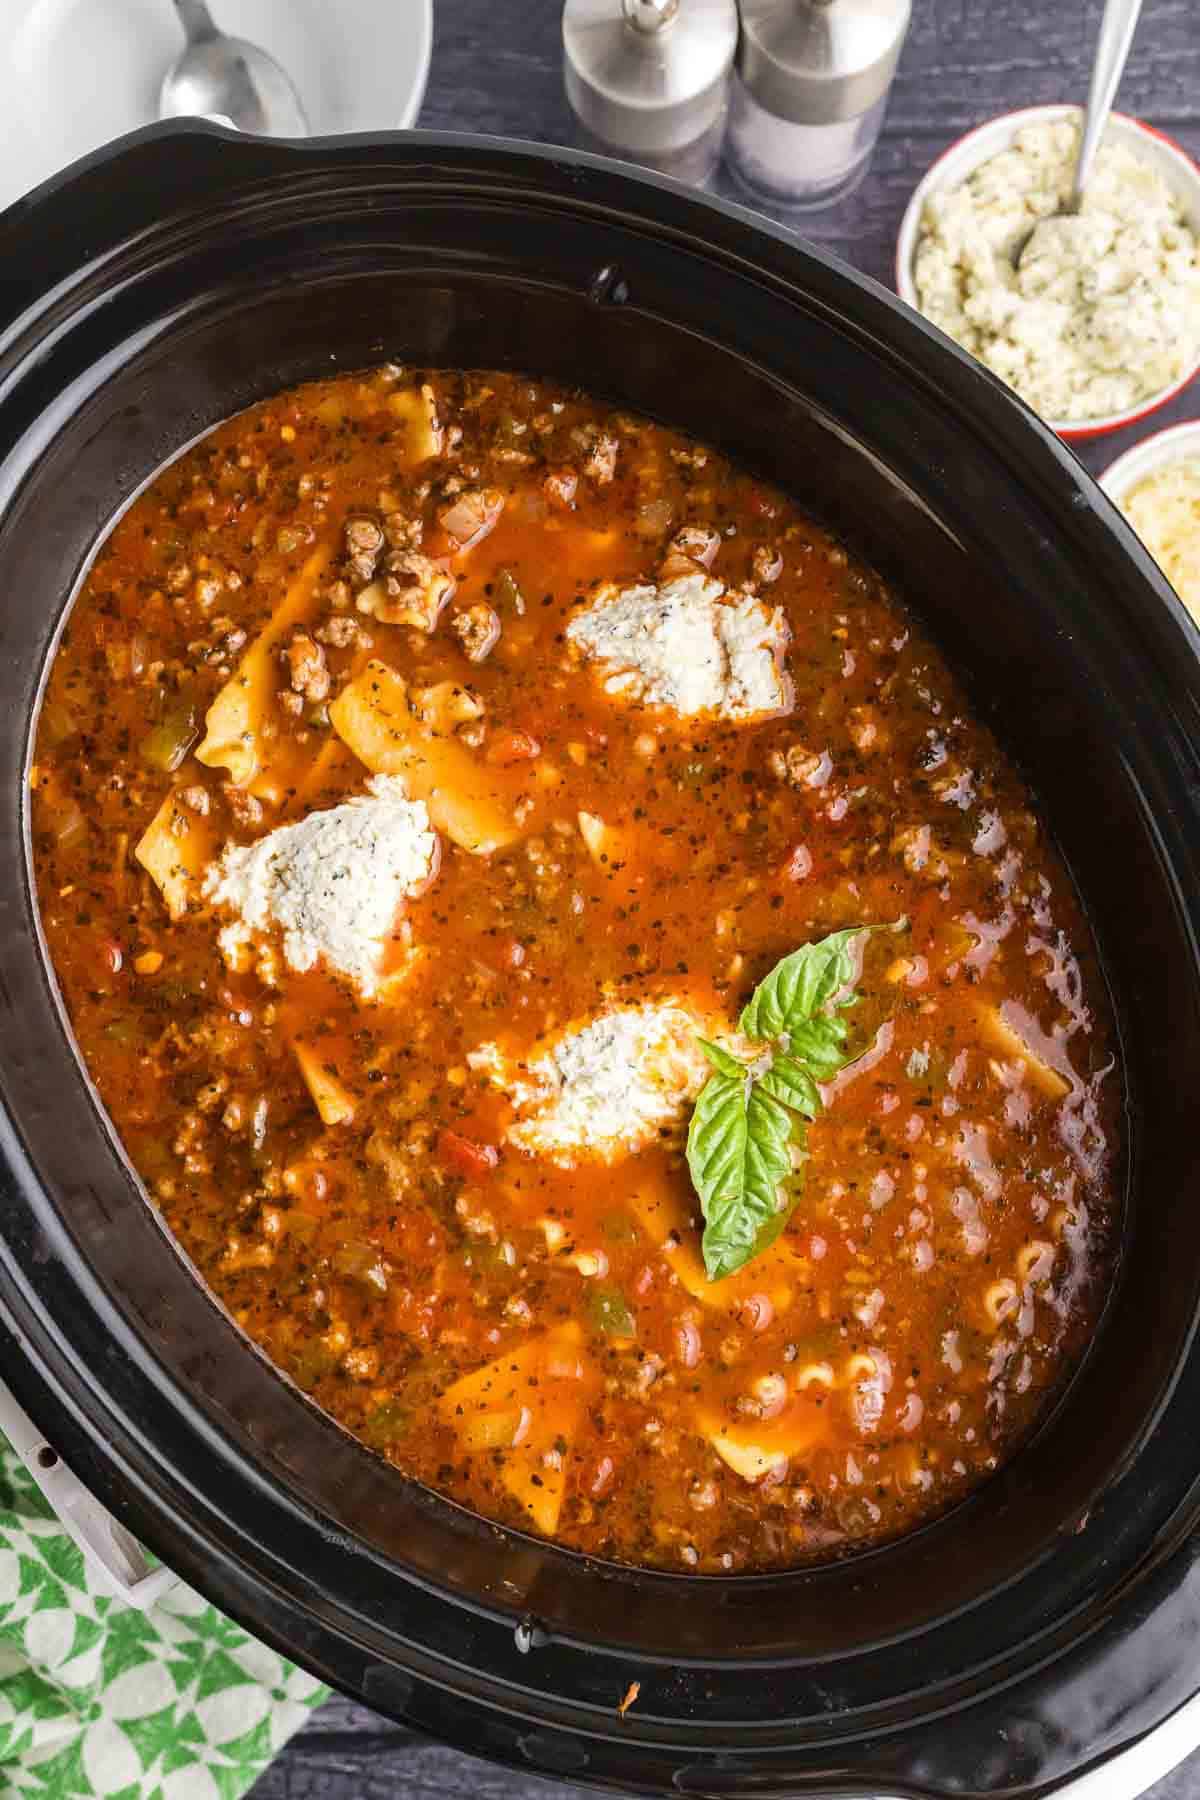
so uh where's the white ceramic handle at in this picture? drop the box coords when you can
[1072,0,1145,206]
[0,1380,177,1611]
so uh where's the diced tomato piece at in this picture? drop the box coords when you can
[437,1128,499,1180]
[485,729,541,767]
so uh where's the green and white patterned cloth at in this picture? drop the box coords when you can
[0,1432,326,1798]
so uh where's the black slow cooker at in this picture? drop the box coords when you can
[2,126,1200,1799]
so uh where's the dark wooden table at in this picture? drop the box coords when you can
[252,1,1200,1794]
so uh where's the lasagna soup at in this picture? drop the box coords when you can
[31,368,1119,1572]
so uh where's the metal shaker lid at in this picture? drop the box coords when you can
[563,0,738,157]
[737,0,911,127]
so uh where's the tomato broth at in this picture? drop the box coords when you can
[32,367,1119,1572]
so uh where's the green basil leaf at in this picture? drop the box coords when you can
[687,1070,797,1281]
[686,922,904,1282]
[738,927,864,1043]
[696,1036,747,1079]
[781,1013,850,1080]
[756,1053,823,1121]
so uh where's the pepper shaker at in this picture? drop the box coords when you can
[563,0,739,188]
[725,0,911,211]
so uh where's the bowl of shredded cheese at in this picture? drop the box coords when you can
[1100,420,1200,621]
[896,104,1200,441]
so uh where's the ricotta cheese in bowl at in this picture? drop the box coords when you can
[899,108,1200,436]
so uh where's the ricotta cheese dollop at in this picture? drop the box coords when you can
[565,573,792,722]
[913,120,1200,420]
[473,1002,712,1165]
[205,775,438,996]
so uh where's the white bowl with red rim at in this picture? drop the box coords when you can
[894,102,1200,443]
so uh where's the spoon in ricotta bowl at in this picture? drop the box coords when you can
[1012,0,1143,268]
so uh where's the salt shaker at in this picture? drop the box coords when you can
[726,0,911,211]
[563,0,739,188]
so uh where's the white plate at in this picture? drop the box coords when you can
[0,0,433,214]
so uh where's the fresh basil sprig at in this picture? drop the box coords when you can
[686,925,898,1281]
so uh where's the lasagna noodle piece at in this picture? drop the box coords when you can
[194,546,330,789]
[135,790,217,921]
[204,774,437,996]
[330,659,521,855]
[478,1001,711,1166]
[700,1407,828,1483]
[437,1323,598,1536]
[565,573,792,722]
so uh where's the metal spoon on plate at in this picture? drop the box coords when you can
[1014,0,1143,267]
[159,0,309,136]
